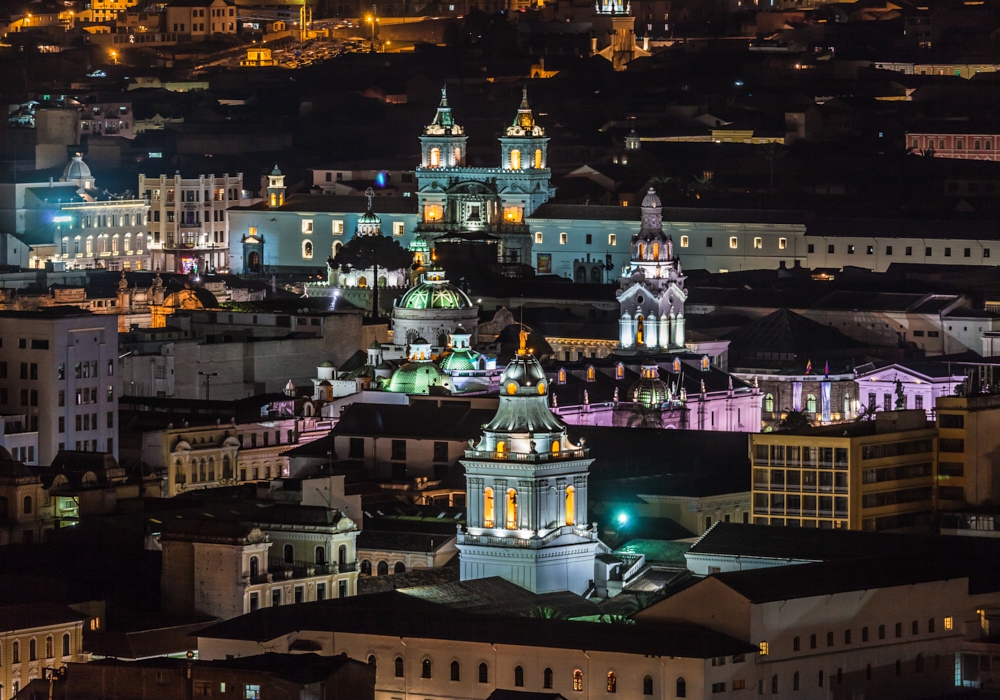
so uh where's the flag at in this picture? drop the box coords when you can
[824,361,830,378]
[805,359,812,375]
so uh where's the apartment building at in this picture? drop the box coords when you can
[0,605,90,699]
[750,410,949,531]
[0,309,118,466]
[140,172,249,274]
[934,392,1000,506]
[164,0,237,40]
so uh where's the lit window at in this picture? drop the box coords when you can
[393,221,405,236]
[681,235,689,247]
[510,149,521,169]
[573,670,584,692]
[609,233,617,246]
[332,220,344,235]
[560,232,568,245]
[759,641,769,655]
[944,617,953,630]
[424,204,443,222]
[779,238,787,249]
[302,219,313,234]
[753,237,762,249]
[535,232,543,244]
[302,240,314,259]
[729,237,738,249]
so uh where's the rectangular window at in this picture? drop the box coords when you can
[729,236,738,249]
[926,247,932,256]
[302,219,314,234]
[753,237,762,249]
[828,244,835,254]
[706,237,713,247]
[59,390,65,407]
[535,232,543,244]
[862,626,869,642]
[560,232,568,245]
[965,248,971,258]
[944,616,953,630]
[867,246,874,255]
[30,339,48,350]
[778,238,787,250]
[759,641,768,655]
[433,441,449,463]
[332,220,344,235]
[808,243,815,253]
[393,221,405,236]
[986,249,991,258]
[886,246,893,255]
[680,235,689,247]
[945,247,952,257]
[391,440,407,461]
[585,234,592,245]
[317,583,326,600]
[609,233,617,246]
[244,685,261,700]
[848,245,855,254]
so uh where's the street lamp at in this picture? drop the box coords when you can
[110,49,118,64]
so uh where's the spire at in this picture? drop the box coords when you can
[426,85,462,135]
[508,87,539,134]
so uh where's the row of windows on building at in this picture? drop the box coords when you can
[247,544,349,576]
[762,393,850,415]
[753,445,850,468]
[67,213,144,228]
[246,580,348,611]
[912,136,996,151]
[0,633,73,665]
[345,438,451,463]
[299,220,406,236]
[57,411,113,434]
[150,210,228,225]
[375,656,677,696]
[807,243,991,259]
[735,653,944,696]
[60,233,146,257]
[535,231,795,251]
[147,186,240,203]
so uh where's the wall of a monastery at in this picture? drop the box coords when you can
[193,542,245,619]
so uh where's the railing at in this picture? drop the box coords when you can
[464,449,587,462]
[458,525,594,549]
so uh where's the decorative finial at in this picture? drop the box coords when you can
[613,387,619,403]
[701,379,706,394]
[584,390,589,405]
[517,326,529,356]
[365,187,374,212]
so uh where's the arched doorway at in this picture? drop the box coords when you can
[247,251,260,273]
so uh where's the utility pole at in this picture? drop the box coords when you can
[198,371,219,400]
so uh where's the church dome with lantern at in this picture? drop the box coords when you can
[385,337,455,394]
[398,269,473,310]
[628,360,673,407]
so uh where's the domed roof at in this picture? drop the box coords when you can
[439,347,481,372]
[484,335,565,434]
[414,336,430,345]
[320,360,335,368]
[398,271,474,310]
[318,379,332,387]
[386,361,452,394]
[409,233,431,253]
[628,363,671,408]
[641,186,661,209]
[62,154,92,183]
[358,210,381,225]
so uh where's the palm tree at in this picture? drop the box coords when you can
[779,409,811,430]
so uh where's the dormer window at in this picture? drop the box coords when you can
[558,368,566,384]
[701,356,710,371]
[615,363,624,380]
[673,358,681,372]
[586,366,595,381]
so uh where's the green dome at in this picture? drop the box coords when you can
[409,234,430,254]
[439,347,481,372]
[628,364,671,407]
[386,362,452,394]
[358,210,381,225]
[399,272,473,310]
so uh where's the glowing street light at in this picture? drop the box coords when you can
[110,49,118,64]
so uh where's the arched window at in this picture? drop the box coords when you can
[454,147,462,164]
[124,233,132,254]
[652,243,660,260]
[565,486,575,526]
[451,660,460,681]
[61,237,68,255]
[332,242,342,258]
[62,633,70,657]
[207,457,215,481]
[283,544,294,564]
[22,496,31,516]
[534,149,543,169]
[701,356,710,371]
[315,546,326,566]
[506,489,518,529]
[45,636,53,659]
[573,670,584,692]
[607,671,617,693]
[249,556,259,577]
[552,440,560,456]
[394,657,404,677]
[394,562,405,574]
[223,455,232,480]
[638,243,645,259]
[479,663,489,683]
[270,193,277,206]
[112,234,119,254]
[368,654,377,667]
[378,561,389,575]
[86,235,93,256]
[421,659,432,679]
[675,677,686,698]
[587,366,596,381]
[29,638,36,661]
[510,149,521,169]
[430,148,440,167]
[483,487,495,527]
[12,641,19,664]
[771,675,778,693]
[361,560,372,575]
[74,236,81,255]
[762,393,774,412]
[558,368,566,384]
[515,666,524,687]
[844,394,852,418]
[643,675,653,695]
[616,363,624,380]
[806,394,817,414]
[339,545,347,569]
[793,671,800,690]
[636,316,644,345]
[135,234,144,252]
[544,668,554,689]
[303,240,314,259]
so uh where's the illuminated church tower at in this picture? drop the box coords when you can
[617,187,687,351]
[457,330,605,595]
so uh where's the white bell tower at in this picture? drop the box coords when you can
[457,330,606,595]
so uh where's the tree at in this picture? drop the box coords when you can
[329,235,413,319]
[779,409,811,430]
